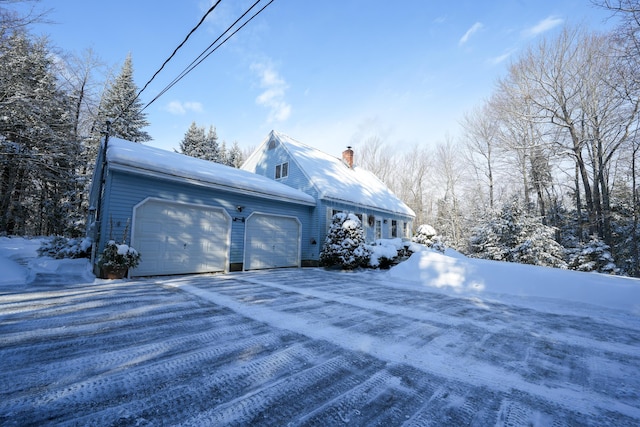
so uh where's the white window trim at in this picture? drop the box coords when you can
[275,162,289,179]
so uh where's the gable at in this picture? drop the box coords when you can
[243,131,415,218]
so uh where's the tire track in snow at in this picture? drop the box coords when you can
[0,319,269,399]
[65,339,324,426]
[1,330,290,425]
[180,354,383,426]
[172,274,640,422]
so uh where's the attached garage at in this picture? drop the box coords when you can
[131,198,231,276]
[89,137,316,278]
[244,213,301,270]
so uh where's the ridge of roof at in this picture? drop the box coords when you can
[269,131,415,217]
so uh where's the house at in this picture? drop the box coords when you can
[88,131,414,277]
[88,137,316,277]
[241,131,415,261]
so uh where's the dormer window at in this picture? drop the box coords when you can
[275,162,288,179]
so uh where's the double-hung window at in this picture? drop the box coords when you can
[275,162,289,179]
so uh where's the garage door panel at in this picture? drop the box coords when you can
[132,199,230,276]
[245,214,300,270]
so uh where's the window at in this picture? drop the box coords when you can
[275,162,288,179]
[375,220,382,240]
[403,222,408,237]
[391,220,397,237]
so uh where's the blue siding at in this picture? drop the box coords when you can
[245,141,322,259]
[94,167,314,271]
[245,139,413,250]
[318,199,414,244]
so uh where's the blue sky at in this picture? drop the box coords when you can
[25,0,616,155]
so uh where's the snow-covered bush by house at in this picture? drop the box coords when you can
[37,236,92,259]
[320,213,371,269]
[568,236,619,274]
[412,224,446,253]
[98,240,141,269]
[367,238,404,269]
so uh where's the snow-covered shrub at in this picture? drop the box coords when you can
[569,236,619,274]
[412,224,446,253]
[368,238,403,269]
[98,240,141,270]
[320,213,371,269]
[468,197,568,268]
[367,238,423,269]
[37,236,92,259]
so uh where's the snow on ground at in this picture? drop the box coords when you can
[390,247,640,315]
[1,237,640,425]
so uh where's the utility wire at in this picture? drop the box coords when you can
[109,0,223,128]
[141,0,275,113]
[136,0,223,100]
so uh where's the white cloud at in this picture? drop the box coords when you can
[489,48,517,65]
[522,16,564,37]
[251,61,291,122]
[459,22,483,46]
[164,101,203,115]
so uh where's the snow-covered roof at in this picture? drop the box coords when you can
[242,131,415,217]
[104,138,316,206]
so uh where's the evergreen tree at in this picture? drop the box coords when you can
[0,31,79,235]
[204,125,220,162]
[319,213,371,269]
[468,197,567,268]
[179,122,206,158]
[218,140,229,166]
[227,141,244,168]
[412,224,445,253]
[97,53,150,142]
[569,236,619,274]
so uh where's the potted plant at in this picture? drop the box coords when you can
[98,240,141,279]
[97,218,141,279]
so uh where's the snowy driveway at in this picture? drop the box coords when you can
[1,268,639,426]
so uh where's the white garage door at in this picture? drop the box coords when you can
[131,199,230,276]
[245,213,301,270]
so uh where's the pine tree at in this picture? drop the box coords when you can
[569,236,619,274]
[227,141,244,168]
[0,31,79,235]
[97,53,150,142]
[204,125,220,162]
[218,140,229,166]
[468,197,567,268]
[319,213,371,269]
[179,122,206,158]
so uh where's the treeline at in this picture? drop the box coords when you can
[179,122,244,168]
[0,3,151,237]
[357,6,640,276]
[0,5,237,238]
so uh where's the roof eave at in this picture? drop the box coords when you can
[108,162,317,207]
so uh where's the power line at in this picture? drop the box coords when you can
[141,0,275,113]
[111,1,223,127]
[136,0,223,100]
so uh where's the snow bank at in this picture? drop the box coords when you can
[0,237,41,285]
[0,256,29,285]
[390,250,640,314]
[0,236,95,286]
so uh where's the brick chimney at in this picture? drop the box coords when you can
[342,146,354,168]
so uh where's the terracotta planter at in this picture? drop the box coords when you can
[101,266,128,279]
